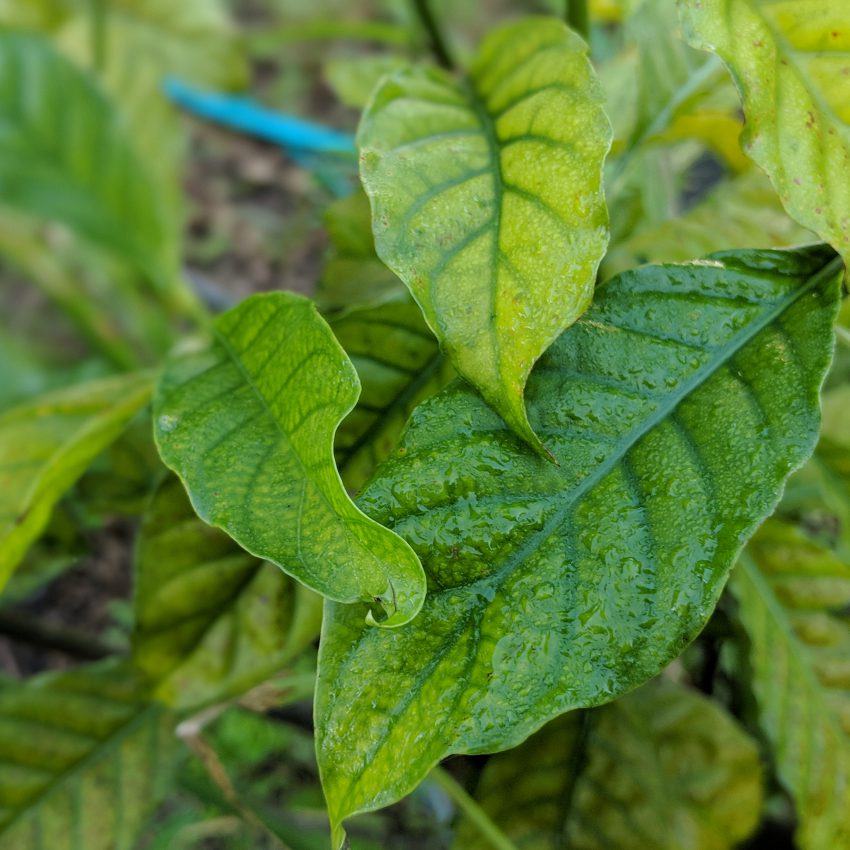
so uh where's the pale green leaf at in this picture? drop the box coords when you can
[0,33,181,297]
[324,54,409,109]
[603,171,815,278]
[153,292,425,626]
[0,372,152,589]
[133,476,322,712]
[679,0,850,265]
[735,520,850,849]
[358,17,611,452]
[315,246,841,847]
[455,681,762,850]
[331,296,454,492]
[0,662,178,850]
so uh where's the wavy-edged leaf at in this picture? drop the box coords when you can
[331,296,454,492]
[735,519,850,849]
[0,662,177,850]
[603,171,815,278]
[679,0,850,265]
[0,372,152,588]
[153,291,425,627]
[455,681,762,850]
[133,476,322,711]
[315,246,841,847]
[0,32,181,297]
[359,17,611,452]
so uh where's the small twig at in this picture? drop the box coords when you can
[429,766,519,850]
[411,0,455,70]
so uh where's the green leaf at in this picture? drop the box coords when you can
[603,171,815,279]
[358,17,611,452]
[0,662,178,850]
[0,372,152,589]
[324,54,409,109]
[0,32,181,298]
[454,681,762,850]
[153,292,425,626]
[315,246,841,847]
[133,476,322,712]
[331,296,454,492]
[679,0,850,266]
[735,520,850,849]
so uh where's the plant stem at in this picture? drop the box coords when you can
[565,0,590,42]
[429,766,519,850]
[90,0,106,71]
[411,0,454,70]
[836,323,850,350]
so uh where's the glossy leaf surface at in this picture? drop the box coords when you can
[331,296,453,492]
[680,0,850,265]
[0,663,177,850]
[133,477,322,711]
[153,292,425,626]
[735,520,850,849]
[0,33,179,294]
[358,17,611,451]
[0,372,152,588]
[455,682,762,850]
[316,247,841,846]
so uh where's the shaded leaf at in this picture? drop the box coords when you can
[603,171,815,278]
[455,681,762,850]
[0,372,152,588]
[331,296,453,492]
[0,33,182,298]
[315,246,841,847]
[359,17,611,452]
[0,663,177,850]
[680,0,850,265]
[133,477,322,712]
[153,292,425,626]
[734,519,850,849]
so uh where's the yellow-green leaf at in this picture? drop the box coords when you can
[679,0,850,265]
[153,292,425,626]
[358,17,611,453]
[455,682,762,850]
[0,372,152,589]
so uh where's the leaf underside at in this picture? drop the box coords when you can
[132,477,322,712]
[359,17,611,451]
[455,681,762,850]
[0,663,177,850]
[735,520,850,850]
[315,246,841,847]
[679,0,850,266]
[153,291,425,626]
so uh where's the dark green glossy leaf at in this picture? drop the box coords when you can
[359,17,611,452]
[153,292,425,626]
[133,477,323,712]
[735,520,850,849]
[316,246,841,847]
[0,33,182,299]
[0,372,152,589]
[454,681,762,850]
[331,296,454,492]
[0,662,177,850]
[679,0,850,265]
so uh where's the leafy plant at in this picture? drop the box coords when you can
[0,1,848,849]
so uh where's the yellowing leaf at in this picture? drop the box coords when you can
[680,0,850,265]
[358,17,611,453]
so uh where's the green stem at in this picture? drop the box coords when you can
[411,0,454,70]
[836,323,850,349]
[429,767,519,850]
[90,0,106,71]
[565,0,590,42]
